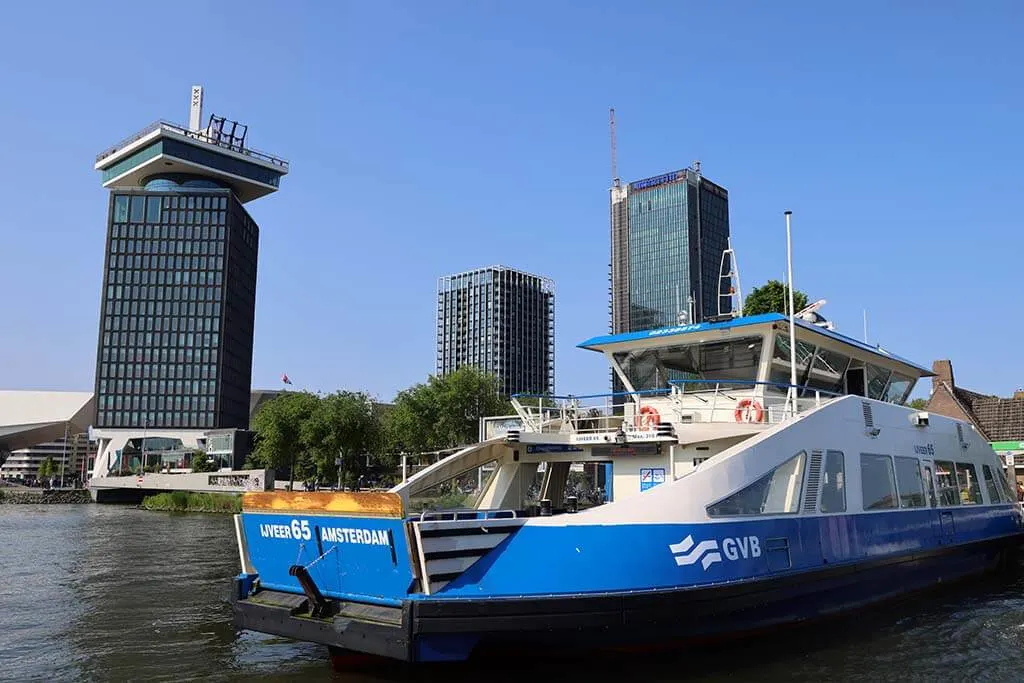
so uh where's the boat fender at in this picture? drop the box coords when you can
[734,399,764,423]
[637,405,660,428]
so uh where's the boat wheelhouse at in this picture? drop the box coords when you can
[230,312,1024,666]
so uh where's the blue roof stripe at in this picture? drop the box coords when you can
[577,313,933,376]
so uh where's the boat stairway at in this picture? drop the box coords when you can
[409,510,524,595]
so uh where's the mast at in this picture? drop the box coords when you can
[785,211,797,416]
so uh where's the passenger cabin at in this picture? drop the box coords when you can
[395,313,937,516]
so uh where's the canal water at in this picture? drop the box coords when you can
[2,505,1023,682]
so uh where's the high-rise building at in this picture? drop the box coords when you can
[436,266,554,397]
[610,165,731,334]
[90,87,286,457]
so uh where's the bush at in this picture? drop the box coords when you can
[141,491,241,513]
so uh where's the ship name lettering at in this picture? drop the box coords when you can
[722,536,761,561]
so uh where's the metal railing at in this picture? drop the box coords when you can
[511,389,671,435]
[670,379,843,425]
[510,380,845,435]
[96,119,289,170]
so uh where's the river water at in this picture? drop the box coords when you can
[2,505,1023,682]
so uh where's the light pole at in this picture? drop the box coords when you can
[142,416,149,474]
[59,422,68,489]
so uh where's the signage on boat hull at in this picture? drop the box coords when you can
[669,534,761,571]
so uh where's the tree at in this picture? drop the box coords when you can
[908,397,929,410]
[386,366,511,455]
[38,457,54,480]
[303,391,381,489]
[191,449,217,473]
[250,391,321,489]
[743,280,809,317]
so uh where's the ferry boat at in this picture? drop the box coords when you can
[230,310,1024,665]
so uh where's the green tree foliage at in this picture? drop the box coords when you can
[303,391,381,488]
[190,449,217,473]
[250,391,321,485]
[38,457,54,479]
[386,366,512,454]
[908,397,929,410]
[743,280,810,317]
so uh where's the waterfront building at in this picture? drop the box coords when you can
[926,359,1024,485]
[609,165,731,334]
[88,86,287,477]
[0,391,96,481]
[0,434,95,483]
[436,265,555,397]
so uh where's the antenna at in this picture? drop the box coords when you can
[610,108,619,187]
[863,309,868,343]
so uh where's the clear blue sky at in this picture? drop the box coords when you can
[1,1,1022,403]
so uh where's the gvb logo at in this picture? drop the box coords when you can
[669,534,761,571]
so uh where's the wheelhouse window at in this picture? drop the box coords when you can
[866,365,892,400]
[707,451,806,517]
[955,462,983,505]
[614,336,763,393]
[860,453,898,510]
[806,348,851,395]
[935,460,960,506]
[982,464,1002,503]
[768,334,815,390]
[883,373,913,405]
[819,450,846,513]
[893,456,926,508]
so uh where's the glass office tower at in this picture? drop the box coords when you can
[92,87,287,431]
[610,167,730,335]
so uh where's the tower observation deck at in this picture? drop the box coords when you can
[94,86,288,203]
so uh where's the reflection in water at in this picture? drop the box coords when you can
[1,505,1023,682]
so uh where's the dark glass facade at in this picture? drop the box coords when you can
[436,266,555,397]
[610,168,731,335]
[94,188,258,430]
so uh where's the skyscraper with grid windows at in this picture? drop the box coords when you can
[436,266,554,397]
[609,165,731,335]
[89,87,287,477]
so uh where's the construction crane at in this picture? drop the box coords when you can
[610,107,619,187]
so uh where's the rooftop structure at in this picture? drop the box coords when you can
[94,86,288,204]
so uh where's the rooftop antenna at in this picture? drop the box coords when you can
[189,85,204,132]
[863,309,868,343]
[610,108,620,188]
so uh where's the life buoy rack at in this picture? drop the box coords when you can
[636,405,660,428]
[734,399,764,423]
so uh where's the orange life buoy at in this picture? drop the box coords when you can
[734,399,764,423]
[636,405,660,428]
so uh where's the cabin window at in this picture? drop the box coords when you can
[860,453,898,510]
[923,464,937,507]
[866,365,892,400]
[614,336,763,393]
[768,334,815,390]
[806,348,851,395]
[893,456,926,508]
[955,462,983,505]
[706,451,806,517]
[935,460,960,506]
[982,465,1002,503]
[883,373,913,405]
[819,450,846,513]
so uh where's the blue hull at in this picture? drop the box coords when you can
[233,505,1024,662]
